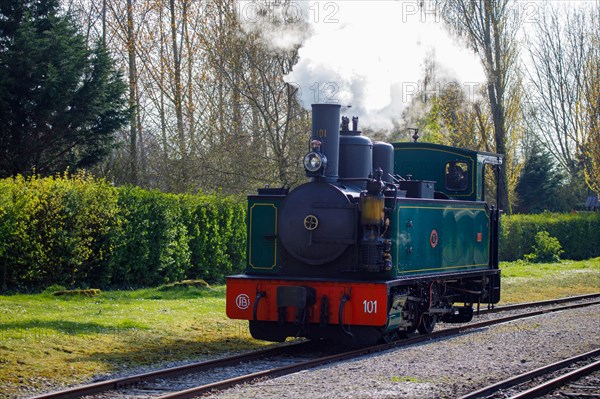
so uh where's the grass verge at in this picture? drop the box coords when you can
[500,257,600,303]
[1,258,599,398]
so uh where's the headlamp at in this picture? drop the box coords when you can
[303,151,327,175]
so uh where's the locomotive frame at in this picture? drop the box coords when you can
[227,104,502,345]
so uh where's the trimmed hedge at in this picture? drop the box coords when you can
[500,212,600,261]
[0,173,246,292]
[0,173,120,291]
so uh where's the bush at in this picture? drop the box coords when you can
[0,172,120,291]
[500,212,600,261]
[523,231,564,263]
[0,174,246,292]
[181,194,246,283]
[109,186,191,288]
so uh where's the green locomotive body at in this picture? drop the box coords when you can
[227,104,502,344]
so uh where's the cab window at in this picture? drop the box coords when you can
[445,161,469,191]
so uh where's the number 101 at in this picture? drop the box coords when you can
[363,300,377,314]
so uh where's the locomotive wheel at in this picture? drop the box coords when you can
[417,313,437,335]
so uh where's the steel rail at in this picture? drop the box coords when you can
[155,300,600,399]
[479,293,600,315]
[457,348,600,399]
[508,359,600,399]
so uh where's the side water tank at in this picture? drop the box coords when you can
[372,141,394,183]
[339,132,372,189]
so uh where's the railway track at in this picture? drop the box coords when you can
[458,349,600,399]
[27,340,316,399]
[30,293,600,399]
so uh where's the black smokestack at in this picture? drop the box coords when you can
[311,103,341,181]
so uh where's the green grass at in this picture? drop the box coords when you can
[1,258,599,398]
[500,257,600,303]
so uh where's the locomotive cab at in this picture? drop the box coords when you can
[393,141,503,203]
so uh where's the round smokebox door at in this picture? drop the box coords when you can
[278,182,356,265]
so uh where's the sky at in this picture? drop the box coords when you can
[236,0,490,129]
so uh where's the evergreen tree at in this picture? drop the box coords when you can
[515,146,563,213]
[0,0,128,178]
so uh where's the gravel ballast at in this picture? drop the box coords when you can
[206,304,600,399]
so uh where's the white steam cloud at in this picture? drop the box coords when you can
[237,1,486,130]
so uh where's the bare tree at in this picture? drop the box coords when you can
[433,0,522,212]
[200,0,310,192]
[63,0,310,193]
[206,39,309,190]
[126,0,139,185]
[524,3,593,179]
[582,5,600,194]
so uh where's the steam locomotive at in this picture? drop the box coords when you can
[226,104,502,344]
